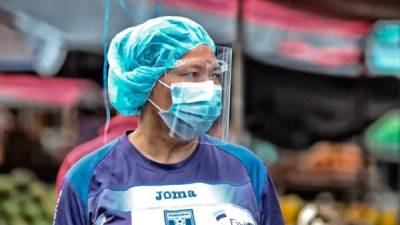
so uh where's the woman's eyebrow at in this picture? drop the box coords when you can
[179,62,203,70]
[170,64,199,74]
[174,60,222,72]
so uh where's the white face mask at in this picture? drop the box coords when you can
[149,80,222,140]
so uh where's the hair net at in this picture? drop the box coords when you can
[107,16,216,116]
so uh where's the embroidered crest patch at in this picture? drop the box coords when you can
[164,209,196,225]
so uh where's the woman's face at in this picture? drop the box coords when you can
[150,44,218,111]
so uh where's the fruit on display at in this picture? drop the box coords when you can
[378,209,398,225]
[279,195,304,225]
[279,194,399,225]
[346,202,380,225]
[301,141,363,174]
[0,169,55,225]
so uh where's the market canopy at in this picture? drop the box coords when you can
[1,0,399,77]
[366,20,400,77]
[0,74,101,109]
[243,0,372,76]
[0,0,153,76]
[158,0,238,44]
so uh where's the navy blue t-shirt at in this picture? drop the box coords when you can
[54,133,284,225]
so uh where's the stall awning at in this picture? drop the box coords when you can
[159,0,238,44]
[243,0,372,76]
[366,20,400,77]
[0,74,101,108]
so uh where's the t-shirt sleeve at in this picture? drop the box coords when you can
[53,179,87,225]
[260,171,285,225]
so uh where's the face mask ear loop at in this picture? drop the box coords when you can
[149,72,171,112]
[157,79,171,89]
[148,99,175,138]
[148,98,166,113]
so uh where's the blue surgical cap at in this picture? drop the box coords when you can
[107,16,216,116]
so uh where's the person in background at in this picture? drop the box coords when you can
[54,16,284,225]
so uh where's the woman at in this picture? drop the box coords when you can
[54,16,284,225]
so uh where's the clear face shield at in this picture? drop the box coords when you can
[148,46,232,144]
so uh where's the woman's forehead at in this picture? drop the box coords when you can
[180,44,216,62]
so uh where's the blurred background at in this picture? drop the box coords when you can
[0,0,399,224]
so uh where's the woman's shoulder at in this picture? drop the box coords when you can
[203,134,269,207]
[65,138,121,192]
[203,134,265,168]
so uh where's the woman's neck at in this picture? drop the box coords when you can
[128,105,198,164]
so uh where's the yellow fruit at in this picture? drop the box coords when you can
[346,202,379,225]
[379,210,397,225]
[279,195,303,224]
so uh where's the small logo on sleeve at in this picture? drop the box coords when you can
[214,209,254,225]
[164,209,196,225]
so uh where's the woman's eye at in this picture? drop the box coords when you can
[182,71,197,77]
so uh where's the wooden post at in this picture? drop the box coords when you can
[231,0,245,144]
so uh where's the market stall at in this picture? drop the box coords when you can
[0,74,102,175]
[0,0,399,224]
